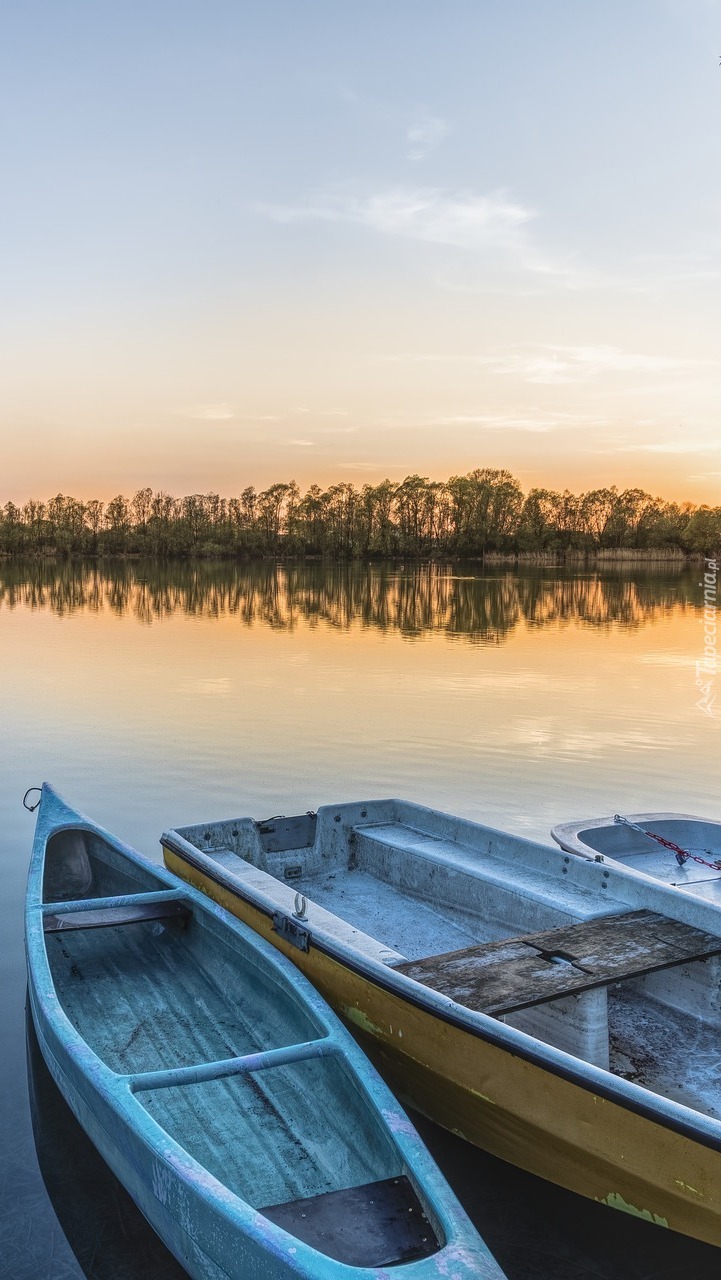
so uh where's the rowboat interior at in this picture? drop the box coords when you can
[39,824,446,1266]
[552,813,721,901]
[166,803,721,1123]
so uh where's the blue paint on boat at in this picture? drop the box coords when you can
[26,784,504,1280]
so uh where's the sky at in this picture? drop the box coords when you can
[1,0,720,505]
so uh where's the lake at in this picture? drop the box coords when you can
[1,558,718,1279]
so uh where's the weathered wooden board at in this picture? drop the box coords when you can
[395,910,721,1015]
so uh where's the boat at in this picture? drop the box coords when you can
[162,798,721,1247]
[552,812,721,903]
[26,784,501,1280]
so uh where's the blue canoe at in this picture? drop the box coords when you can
[25,785,501,1280]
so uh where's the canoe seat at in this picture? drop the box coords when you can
[261,1175,440,1267]
[395,910,721,1016]
[43,900,192,933]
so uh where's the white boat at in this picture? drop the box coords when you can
[552,812,721,904]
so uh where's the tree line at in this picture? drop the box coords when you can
[2,469,720,558]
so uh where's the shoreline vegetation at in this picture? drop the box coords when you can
[2,470,720,560]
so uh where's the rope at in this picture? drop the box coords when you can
[613,814,721,871]
[22,787,42,813]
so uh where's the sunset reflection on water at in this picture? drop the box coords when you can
[1,558,719,1280]
[0,560,714,857]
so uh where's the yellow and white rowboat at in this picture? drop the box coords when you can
[162,799,721,1247]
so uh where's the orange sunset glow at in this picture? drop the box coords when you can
[1,4,720,508]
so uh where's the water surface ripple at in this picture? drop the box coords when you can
[1,560,717,1278]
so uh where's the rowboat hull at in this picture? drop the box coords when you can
[162,801,721,1248]
[27,786,499,1280]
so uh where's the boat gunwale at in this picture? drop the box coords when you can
[27,785,491,1279]
[160,825,721,1157]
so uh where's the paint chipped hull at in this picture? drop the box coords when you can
[162,825,721,1249]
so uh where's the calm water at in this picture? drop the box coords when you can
[1,559,718,1279]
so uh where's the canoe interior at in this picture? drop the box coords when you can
[45,917,318,1073]
[169,804,721,1121]
[40,826,433,1249]
[43,828,145,902]
[137,1057,398,1211]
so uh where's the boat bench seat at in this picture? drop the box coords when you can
[43,900,192,933]
[352,822,617,930]
[394,909,721,1016]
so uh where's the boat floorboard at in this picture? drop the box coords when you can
[303,867,509,959]
[609,987,721,1118]
[261,1175,438,1266]
[138,1056,400,1210]
[46,922,313,1074]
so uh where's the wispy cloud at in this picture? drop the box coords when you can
[257,185,533,249]
[180,402,235,421]
[617,440,721,455]
[255,186,615,288]
[337,86,450,161]
[343,461,392,471]
[431,414,563,433]
[406,113,450,160]
[378,408,608,435]
[289,439,314,447]
[483,344,710,385]
[383,345,712,385]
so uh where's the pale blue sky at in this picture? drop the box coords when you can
[2,1,720,501]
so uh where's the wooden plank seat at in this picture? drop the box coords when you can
[43,900,191,933]
[394,909,721,1016]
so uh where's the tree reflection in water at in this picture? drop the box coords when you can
[0,560,701,643]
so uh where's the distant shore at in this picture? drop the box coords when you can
[2,472,720,559]
[0,547,713,566]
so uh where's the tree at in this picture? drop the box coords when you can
[131,487,153,533]
[682,506,721,554]
[578,487,618,548]
[518,489,563,550]
[395,475,430,555]
[104,495,131,552]
[448,469,523,553]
